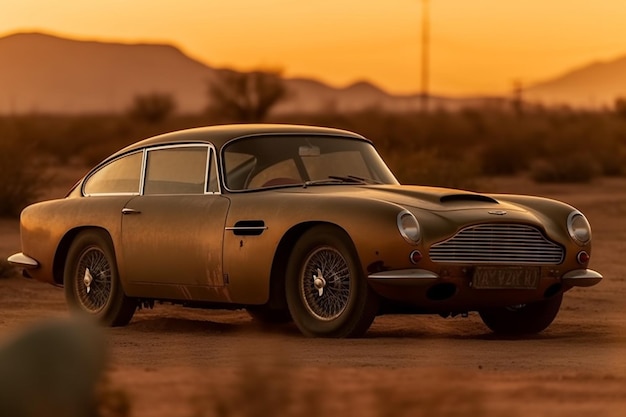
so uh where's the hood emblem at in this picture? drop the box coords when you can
[488,210,507,216]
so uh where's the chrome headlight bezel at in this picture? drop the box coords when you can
[397,210,421,244]
[567,211,591,246]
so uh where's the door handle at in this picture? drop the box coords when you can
[122,208,141,215]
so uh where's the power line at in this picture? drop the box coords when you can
[421,0,430,113]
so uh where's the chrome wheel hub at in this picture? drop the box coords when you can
[83,268,93,294]
[313,268,326,296]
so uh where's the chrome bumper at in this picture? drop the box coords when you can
[562,269,603,287]
[368,268,603,289]
[7,253,39,270]
[368,269,439,286]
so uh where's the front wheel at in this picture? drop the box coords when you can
[64,230,137,326]
[286,226,378,338]
[478,293,563,335]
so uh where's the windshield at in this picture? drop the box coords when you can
[222,135,398,191]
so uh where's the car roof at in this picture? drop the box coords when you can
[113,124,367,157]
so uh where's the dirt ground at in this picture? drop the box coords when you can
[1,175,625,417]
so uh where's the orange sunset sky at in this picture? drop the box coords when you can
[2,0,626,96]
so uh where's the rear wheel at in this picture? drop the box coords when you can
[286,225,378,338]
[479,293,563,335]
[64,230,136,326]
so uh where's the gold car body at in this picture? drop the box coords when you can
[10,124,602,318]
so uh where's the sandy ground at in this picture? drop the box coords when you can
[1,175,625,416]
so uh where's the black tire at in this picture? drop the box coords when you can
[479,293,563,335]
[246,305,292,324]
[285,225,378,338]
[64,230,136,327]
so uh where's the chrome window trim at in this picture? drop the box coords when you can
[82,150,144,197]
[219,133,389,193]
[83,142,222,197]
[141,143,219,197]
[138,148,147,195]
[205,146,221,195]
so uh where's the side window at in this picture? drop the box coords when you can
[83,152,142,195]
[144,146,208,195]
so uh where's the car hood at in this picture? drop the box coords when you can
[336,184,560,236]
[318,184,522,213]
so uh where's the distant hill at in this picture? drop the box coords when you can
[0,32,216,114]
[524,55,626,108]
[0,32,502,115]
[3,32,625,114]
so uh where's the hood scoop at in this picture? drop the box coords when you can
[440,194,498,204]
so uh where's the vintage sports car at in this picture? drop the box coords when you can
[9,124,602,337]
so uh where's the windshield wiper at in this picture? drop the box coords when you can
[344,175,382,184]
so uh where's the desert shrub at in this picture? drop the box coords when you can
[129,93,176,124]
[615,97,626,119]
[530,154,601,183]
[385,149,479,190]
[208,69,288,122]
[480,140,531,176]
[0,139,44,216]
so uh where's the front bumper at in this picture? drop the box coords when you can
[561,269,603,287]
[368,268,603,287]
[368,269,439,286]
[367,267,603,312]
[7,253,39,269]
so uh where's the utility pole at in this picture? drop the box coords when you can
[420,0,430,113]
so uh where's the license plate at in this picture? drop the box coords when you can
[472,267,540,289]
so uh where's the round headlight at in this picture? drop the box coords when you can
[567,211,591,245]
[397,210,421,244]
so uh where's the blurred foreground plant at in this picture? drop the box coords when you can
[192,361,488,417]
[0,259,15,279]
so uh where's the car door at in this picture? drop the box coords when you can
[119,144,230,302]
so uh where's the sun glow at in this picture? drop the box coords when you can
[2,0,626,95]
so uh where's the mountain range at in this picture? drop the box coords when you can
[0,32,624,114]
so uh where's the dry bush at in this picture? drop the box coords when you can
[129,92,176,124]
[386,149,480,190]
[530,155,601,183]
[2,107,626,188]
[207,69,289,123]
[0,139,44,217]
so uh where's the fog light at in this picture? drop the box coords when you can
[577,251,590,264]
[410,250,423,264]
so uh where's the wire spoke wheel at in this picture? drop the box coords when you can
[286,225,379,338]
[64,230,137,326]
[300,246,351,321]
[74,246,113,313]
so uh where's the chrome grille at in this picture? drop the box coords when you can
[429,224,564,265]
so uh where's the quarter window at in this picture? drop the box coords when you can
[83,152,142,195]
[207,149,220,193]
